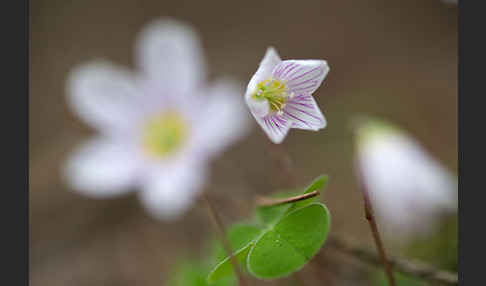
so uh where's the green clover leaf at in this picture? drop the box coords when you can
[207,175,331,283]
[247,203,330,279]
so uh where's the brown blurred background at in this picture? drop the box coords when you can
[29,0,457,285]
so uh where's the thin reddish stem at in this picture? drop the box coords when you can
[201,193,247,286]
[357,166,397,286]
[256,190,320,207]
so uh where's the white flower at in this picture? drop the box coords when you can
[244,47,329,143]
[63,19,249,220]
[355,118,457,240]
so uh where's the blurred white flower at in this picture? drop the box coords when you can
[64,19,249,220]
[244,47,329,143]
[355,119,457,241]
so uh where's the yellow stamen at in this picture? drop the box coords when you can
[252,78,290,113]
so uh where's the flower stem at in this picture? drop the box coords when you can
[256,190,320,207]
[201,193,247,286]
[266,140,297,188]
[264,135,334,286]
[358,177,397,286]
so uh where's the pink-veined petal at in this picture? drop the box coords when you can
[255,114,292,144]
[66,61,141,133]
[283,94,327,131]
[139,161,207,220]
[63,137,141,198]
[135,19,206,93]
[273,60,329,95]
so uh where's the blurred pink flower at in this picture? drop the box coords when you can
[355,119,457,240]
[64,19,249,220]
[244,47,329,143]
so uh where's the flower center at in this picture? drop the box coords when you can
[143,111,188,158]
[252,78,293,115]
